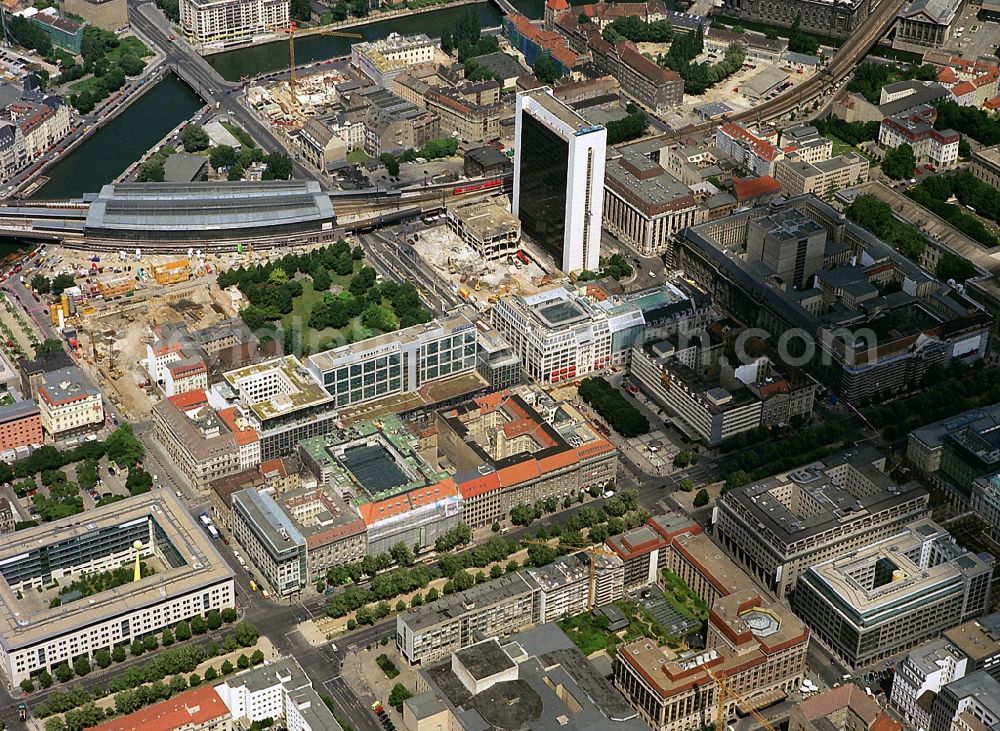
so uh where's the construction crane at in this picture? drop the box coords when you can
[286,22,363,98]
[703,664,778,731]
[519,539,619,610]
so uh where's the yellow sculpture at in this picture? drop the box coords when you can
[133,540,143,582]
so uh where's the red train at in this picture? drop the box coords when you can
[453,178,503,196]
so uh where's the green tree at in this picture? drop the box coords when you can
[290,0,311,21]
[20,678,33,693]
[234,621,260,647]
[882,143,916,180]
[694,488,710,507]
[189,673,201,687]
[221,660,235,674]
[73,657,90,676]
[210,145,238,170]
[54,662,73,683]
[251,649,265,665]
[118,54,145,76]
[221,607,238,623]
[175,620,192,641]
[237,654,250,670]
[94,649,112,668]
[350,0,368,16]
[263,152,293,180]
[388,683,412,712]
[532,53,559,83]
[206,609,223,631]
[161,628,174,646]
[31,274,50,293]
[181,123,210,152]
[191,616,208,635]
[143,634,158,652]
[50,273,76,297]
[112,646,127,663]
[105,424,144,467]
[204,666,218,681]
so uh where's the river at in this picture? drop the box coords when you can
[31,74,203,200]
[32,0,544,199]
[208,0,544,80]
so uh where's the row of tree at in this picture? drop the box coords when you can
[606,106,649,145]
[603,16,673,43]
[578,377,649,437]
[845,194,927,262]
[657,30,745,95]
[907,178,1000,249]
[934,99,1000,146]
[811,117,879,146]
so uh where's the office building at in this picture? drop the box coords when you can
[630,347,815,445]
[445,197,521,262]
[89,685,232,731]
[591,40,683,116]
[514,88,606,274]
[716,0,872,38]
[215,656,346,731]
[676,195,992,401]
[19,349,73,401]
[782,125,834,163]
[440,386,617,528]
[971,144,1000,188]
[602,148,706,257]
[397,573,540,665]
[221,356,336,461]
[37,366,104,439]
[424,84,502,145]
[715,447,931,597]
[615,590,809,731]
[774,153,870,198]
[792,518,994,668]
[305,311,481,414]
[929,671,1000,731]
[0,400,42,452]
[492,283,709,385]
[411,625,647,731]
[179,0,289,48]
[791,685,901,731]
[231,489,308,597]
[351,33,436,87]
[297,118,346,172]
[891,638,969,731]
[279,485,367,577]
[358,479,464,557]
[30,13,85,54]
[473,322,522,392]
[0,492,235,685]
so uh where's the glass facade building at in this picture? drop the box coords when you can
[517,114,569,267]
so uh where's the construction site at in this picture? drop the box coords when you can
[411,221,564,306]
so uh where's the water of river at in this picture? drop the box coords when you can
[32,0,544,199]
[208,0,544,80]
[31,74,203,200]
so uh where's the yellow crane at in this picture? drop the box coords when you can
[703,664,779,731]
[519,538,619,610]
[286,22,363,98]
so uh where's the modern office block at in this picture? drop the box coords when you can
[513,88,605,274]
[792,519,994,669]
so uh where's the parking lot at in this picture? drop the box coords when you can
[946,4,1000,59]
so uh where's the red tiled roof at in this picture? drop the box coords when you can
[732,175,781,202]
[167,389,208,410]
[719,123,781,162]
[547,0,569,10]
[616,42,681,86]
[952,81,976,97]
[985,95,1000,110]
[938,66,959,84]
[359,478,458,525]
[217,406,259,445]
[87,686,229,731]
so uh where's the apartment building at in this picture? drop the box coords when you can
[880,105,960,168]
[8,99,71,161]
[0,400,42,452]
[89,686,232,731]
[602,148,707,257]
[891,638,969,731]
[424,86,502,145]
[714,447,931,597]
[781,125,834,163]
[37,366,104,439]
[715,122,784,176]
[604,512,700,590]
[0,122,26,182]
[790,685,901,731]
[774,152,870,198]
[592,39,683,115]
[152,391,241,491]
[615,590,809,731]
[351,33,436,87]
[179,0,289,48]
[280,485,367,577]
[440,387,617,528]
[296,118,346,172]
[792,518,994,668]
[215,656,346,731]
[231,488,308,597]
[526,551,624,622]
[929,671,1000,731]
[944,612,1000,681]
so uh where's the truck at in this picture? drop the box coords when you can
[199,513,212,527]
[207,525,220,539]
